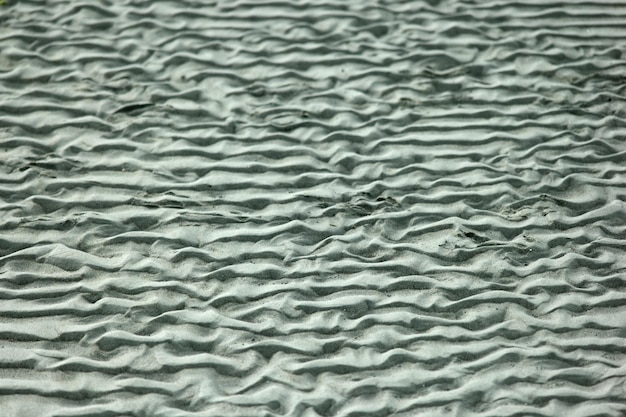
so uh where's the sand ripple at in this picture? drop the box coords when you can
[1,0,625,416]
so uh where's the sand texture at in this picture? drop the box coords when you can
[1,0,626,416]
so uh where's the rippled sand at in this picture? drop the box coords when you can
[1,1,625,416]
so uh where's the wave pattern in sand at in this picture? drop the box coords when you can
[1,0,626,416]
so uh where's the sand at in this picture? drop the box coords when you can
[1,1,625,416]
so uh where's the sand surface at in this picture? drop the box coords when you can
[1,1,625,416]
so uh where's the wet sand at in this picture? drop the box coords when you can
[1,1,625,416]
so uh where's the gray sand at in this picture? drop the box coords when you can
[1,1,625,416]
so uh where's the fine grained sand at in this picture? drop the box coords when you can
[1,1,625,416]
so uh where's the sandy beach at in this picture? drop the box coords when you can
[1,1,625,416]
